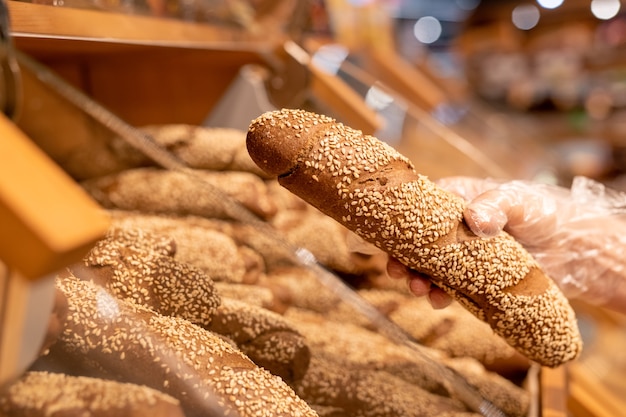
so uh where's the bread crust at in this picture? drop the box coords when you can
[46,271,317,417]
[247,108,582,367]
[0,371,185,417]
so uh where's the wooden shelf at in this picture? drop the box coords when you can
[6,1,283,126]
[8,1,278,55]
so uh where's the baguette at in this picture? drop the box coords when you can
[0,371,185,417]
[81,168,278,221]
[44,271,317,417]
[246,108,582,367]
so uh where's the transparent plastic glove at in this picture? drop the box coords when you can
[439,175,626,311]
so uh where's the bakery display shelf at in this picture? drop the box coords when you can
[6,2,381,134]
[7,1,275,54]
[4,3,617,416]
[6,1,285,127]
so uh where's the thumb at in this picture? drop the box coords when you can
[464,189,509,238]
[464,182,559,246]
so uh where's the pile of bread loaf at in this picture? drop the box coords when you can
[0,123,533,417]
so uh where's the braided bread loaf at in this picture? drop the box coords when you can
[246,108,582,367]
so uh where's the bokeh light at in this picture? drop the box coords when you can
[512,4,540,30]
[591,0,621,20]
[413,16,442,44]
[537,0,564,9]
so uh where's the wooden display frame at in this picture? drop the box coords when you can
[7,1,379,133]
[8,4,615,417]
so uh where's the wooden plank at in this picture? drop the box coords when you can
[7,1,266,47]
[541,366,568,417]
[83,48,263,126]
[568,362,626,417]
[308,62,381,136]
[6,1,276,126]
[0,113,109,278]
[364,49,448,112]
[0,269,54,387]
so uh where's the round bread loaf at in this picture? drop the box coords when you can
[246,108,582,367]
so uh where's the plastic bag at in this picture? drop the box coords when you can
[439,176,626,307]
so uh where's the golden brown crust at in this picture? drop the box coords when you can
[0,371,185,417]
[206,297,311,384]
[46,272,317,417]
[81,168,277,221]
[109,212,250,283]
[285,307,530,417]
[247,108,582,366]
[69,227,221,327]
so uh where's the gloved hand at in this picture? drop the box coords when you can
[387,176,626,313]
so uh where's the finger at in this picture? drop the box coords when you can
[407,275,432,297]
[427,287,454,309]
[467,182,558,245]
[502,189,558,245]
[464,189,509,238]
[386,257,410,280]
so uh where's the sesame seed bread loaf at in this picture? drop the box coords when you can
[285,307,530,417]
[68,227,221,326]
[286,307,450,395]
[270,207,359,275]
[139,124,270,178]
[57,124,266,181]
[44,271,318,417]
[246,108,582,367]
[206,297,311,384]
[81,167,278,221]
[213,282,278,310]
[263,266,343,314]
[68,226,310,384]
[0,371,185,417]
[109,211,251,284]
[325,288,531,376]
[294,355,475,417]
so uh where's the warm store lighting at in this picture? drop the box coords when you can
[591,0,621,20]
[512,4,540,30]
[413,16,442,44]
[536,0,564,9]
